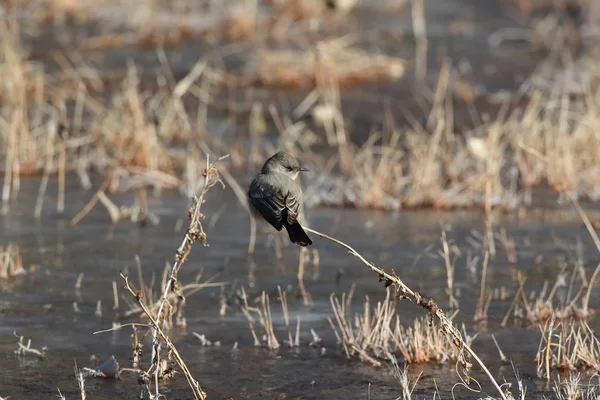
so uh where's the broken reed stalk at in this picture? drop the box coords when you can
[302,227,508,400]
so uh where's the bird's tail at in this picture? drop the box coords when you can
[284,220,313,247]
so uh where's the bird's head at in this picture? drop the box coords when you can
[262,152,309,179]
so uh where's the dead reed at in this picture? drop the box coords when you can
[3,1,600,216]
[537,319,600,379]
[304,53,600,211]
[74,362,87,400]
[501,265,598,326]
[388,357,423,400]
[240,286,301,350]
[329,290,471,366]
[550,373,600,400]
[118,256,225,324]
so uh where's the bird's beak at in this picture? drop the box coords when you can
[299,167,309,172]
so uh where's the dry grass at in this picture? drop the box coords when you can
[2,1,600,215]
[240,286,301,350]
[387,357,423,400]
[501,263,599,326]
[549,373,600,400]
[0,1,412,219]
[119,257,226,326]
[329,290,472,367]
[500,197,600,326]
[0,15,211,216]
[306,60,600,210]
[537,319,600,379]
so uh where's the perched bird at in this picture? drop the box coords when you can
[248,152,313,247]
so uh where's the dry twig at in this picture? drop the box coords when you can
[119,154,225,400]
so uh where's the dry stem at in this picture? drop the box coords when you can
[302,226,508,400]
[121,273,206,399]
[145,154,223,399]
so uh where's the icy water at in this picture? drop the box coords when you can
[1,176,600,399]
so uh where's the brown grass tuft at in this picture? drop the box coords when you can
[537,319,600,379]
[329,290,472,366]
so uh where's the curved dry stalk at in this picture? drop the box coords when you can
[303,226,508,400]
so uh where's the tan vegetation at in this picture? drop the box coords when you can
[537,319,600,379]
[549,374,600,400]
[119,256,226,327]
[329,290,472,366]
[241,286,302,350]
[1,0,600,216]
[501,262,600,326]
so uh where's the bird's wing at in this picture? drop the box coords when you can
[284,189,301,225]
[248,180,286,230]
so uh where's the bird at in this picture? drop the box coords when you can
[248,152,313,247]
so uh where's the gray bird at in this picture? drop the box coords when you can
[248,152,313,247]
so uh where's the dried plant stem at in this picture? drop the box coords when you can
[121,273,206,399]
[568,194,600,254]
[144,154,223,399]
[302,227,508,400]
[248,216,257,255]
[75,362,87,400]
[485,180,496,258]
[278,286,293,347]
